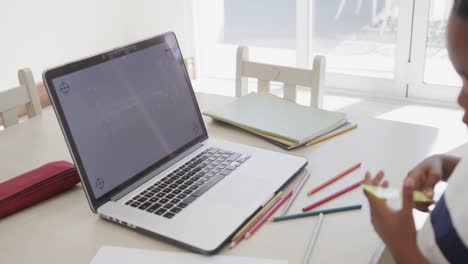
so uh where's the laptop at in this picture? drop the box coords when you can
[43,32,307,254]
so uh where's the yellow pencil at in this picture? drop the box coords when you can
[305,124,358,147]
[229,191,283,248]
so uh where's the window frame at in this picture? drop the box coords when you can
[407,0,460,102]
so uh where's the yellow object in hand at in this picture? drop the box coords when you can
[362,184,433,203]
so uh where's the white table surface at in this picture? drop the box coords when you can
[0,92,444,263]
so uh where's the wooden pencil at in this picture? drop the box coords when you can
[229,191,283,248]
[307,162,361,196]
[273,204,362,222]
[245,190,293,238]
[281,171,310,215]
[303,180,364,212]
[303,213,324,264]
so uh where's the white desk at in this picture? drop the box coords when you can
[0,93,443,263]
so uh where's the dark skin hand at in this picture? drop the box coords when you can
[363,171,428,264]
[406,154,460,211]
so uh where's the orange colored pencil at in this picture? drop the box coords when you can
[303,179,364,212]
[307,162,361,195]
[245,190,293,238]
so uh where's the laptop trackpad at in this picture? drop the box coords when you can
[214,172,280,211]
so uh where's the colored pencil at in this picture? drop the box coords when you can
[245,190,293,239]
[273,204,362,222]
[229,191,283,248]
[303,179,364,212]
[307,162,361,196]
[281,171,310,215]
[303,213,324,264]
[305,124,358,147]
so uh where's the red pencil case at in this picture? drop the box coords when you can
[0,161,80,219]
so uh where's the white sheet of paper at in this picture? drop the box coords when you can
[90,246,288,264]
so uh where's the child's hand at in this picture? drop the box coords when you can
[363,171,427,264]
[407,156,444,211]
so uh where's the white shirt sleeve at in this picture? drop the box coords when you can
[417,154,468,263]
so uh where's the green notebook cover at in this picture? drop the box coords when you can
[203,93,346,144]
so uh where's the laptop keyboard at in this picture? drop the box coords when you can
[124,147,250,219]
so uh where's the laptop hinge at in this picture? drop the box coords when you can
[109,141,206,202]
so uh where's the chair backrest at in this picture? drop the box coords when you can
[0,68,41,128]
[235,46,326,108]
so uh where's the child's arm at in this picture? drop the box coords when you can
[440,154,461,180]
[407,154,459,182]
[389,241,428,264]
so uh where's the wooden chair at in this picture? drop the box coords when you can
[0,68,41,128]
[235,46,326,108]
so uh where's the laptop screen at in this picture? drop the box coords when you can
[48,34,206,199]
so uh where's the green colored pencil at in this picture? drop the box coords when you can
[272,204,362,222]
[303,213,324,264]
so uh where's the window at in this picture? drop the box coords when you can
[408,0,461,102]
[311,0,399,79]
[194,0,297,82]
[223,0,296,50]
[193,0,461,104]
[423,0,461,87]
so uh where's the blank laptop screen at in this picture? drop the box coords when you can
[50,36,205,198]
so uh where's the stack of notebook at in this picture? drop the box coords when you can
[203,93,357,150]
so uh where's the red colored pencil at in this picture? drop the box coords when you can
[303,179,364,212]
[307,162,361,195]
[245,190,293,238]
